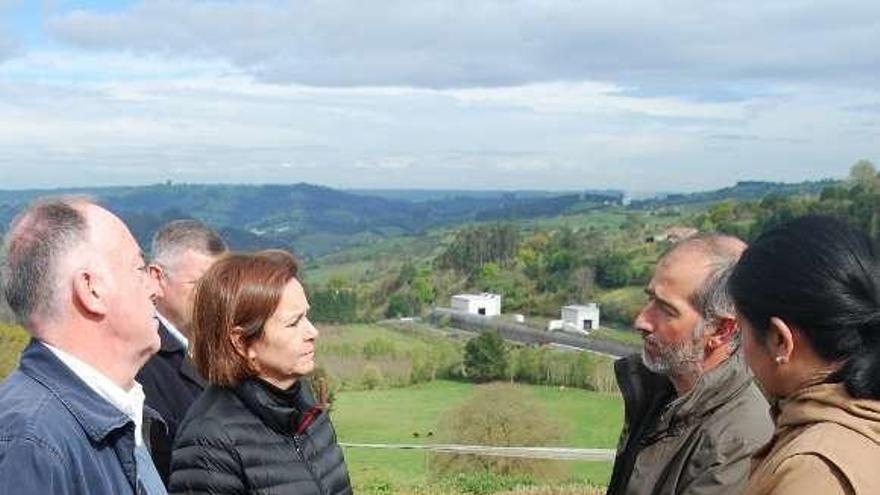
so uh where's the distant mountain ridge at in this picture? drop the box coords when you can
[630,179,838,208]
[0,183,615,258]
[348,188,623,203]
[0,179,834,258]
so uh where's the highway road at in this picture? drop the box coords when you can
[429,308,639,359]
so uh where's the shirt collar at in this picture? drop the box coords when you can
[42,342,146,446]
[156,312,189,348]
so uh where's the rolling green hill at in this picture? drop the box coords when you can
[0,183,621,258]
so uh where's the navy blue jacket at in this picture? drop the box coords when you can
[0,339,149,494]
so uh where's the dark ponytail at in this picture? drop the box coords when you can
[729,215,880,399]
[838,310,880,398]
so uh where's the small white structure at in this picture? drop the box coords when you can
[451,293,501,317]
[547,319,564,331]
[561,303,601,334]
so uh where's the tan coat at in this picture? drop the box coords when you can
[744,383,880,495]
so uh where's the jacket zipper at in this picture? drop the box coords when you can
[291,433,327,495]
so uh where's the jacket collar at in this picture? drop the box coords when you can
[157,323,206,388]
[615,353,675,427]
[617,350,753,428]
[233,377,321,435]
[665,350,753,422]
[157,322,185,354]
[19,339,133,444]
[775,382,880,444]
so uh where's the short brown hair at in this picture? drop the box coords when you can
[191,249,299,386]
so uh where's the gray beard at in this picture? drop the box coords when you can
[641,320,706,377]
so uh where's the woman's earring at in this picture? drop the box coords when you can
[775,356,788,365]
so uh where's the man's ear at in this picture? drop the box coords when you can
[767,316,795,362]
[71,268,108,317]
[148,263,164,284]
[707,316,737,351]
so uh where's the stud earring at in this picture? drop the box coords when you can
[775,356,787,364]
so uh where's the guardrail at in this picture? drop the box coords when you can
[340,442,616,461]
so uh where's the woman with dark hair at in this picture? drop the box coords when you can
[729,216,880,495]
[168,250,351,495]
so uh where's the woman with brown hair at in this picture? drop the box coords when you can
[168,250,351,495]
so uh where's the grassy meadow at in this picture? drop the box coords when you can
[331,380,623,494]
[317,323,625,493]
[0,321,624,494]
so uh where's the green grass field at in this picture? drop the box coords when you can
[331,380,623,493]
[1,322,623,493]
[590,325,643,347]
[0,323,28,379]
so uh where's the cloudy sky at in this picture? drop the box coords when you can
[0,0,877,192]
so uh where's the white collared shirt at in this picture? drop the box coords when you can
[43,341,146,446]
[156,312,188,348]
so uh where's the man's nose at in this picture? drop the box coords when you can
[634,306,652,334]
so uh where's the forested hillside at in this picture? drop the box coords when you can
[0,162,873,330]
[306,160,879,329]
[0,183,620,258]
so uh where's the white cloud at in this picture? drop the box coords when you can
[44,0,880,90]
[0,3,877,191]
[0,47,873,191]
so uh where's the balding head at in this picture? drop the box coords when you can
[636,233,747,393]
[2,196,93,328]
[4,196,161,386]
[663,234,747,322]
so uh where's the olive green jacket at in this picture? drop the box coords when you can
[607,351,773,495]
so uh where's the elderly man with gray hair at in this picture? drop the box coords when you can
[606,234,773,495]
[0,196,166,494]
[137,219,228,483]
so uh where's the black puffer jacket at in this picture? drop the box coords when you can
[169,378,352,495]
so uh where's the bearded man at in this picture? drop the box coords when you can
[606,235,773,495]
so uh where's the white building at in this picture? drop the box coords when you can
[451,293,502,317]
[561,303,600,333]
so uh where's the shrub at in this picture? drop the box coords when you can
[508,346,612,391]
[589,358,619,394]
[362,337,397,360]
[386,292,422,318]
[443,472,535,495]
[431,383,568,480]
[361,364,384,390]
[309,287,358,323]
[464,331,509,382]
[596,287,644,326]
